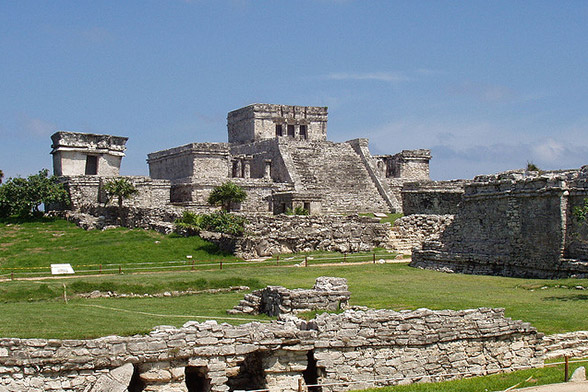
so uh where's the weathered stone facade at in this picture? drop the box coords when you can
[144,104,432,215]
[228,277,351,316]
[201,214,392,259]
[0,308,543,392]
[51,132,128,177]
[411,168,588,278]
[543,331,588,359]
[401,180,466,215]
[388,214,455,255]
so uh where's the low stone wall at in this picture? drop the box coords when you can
[55,205,184,233]
[228,277,350,316]
[543,331,588,359]
[0,308,543,392]
[235,214,391,259]
[389,214,454,255]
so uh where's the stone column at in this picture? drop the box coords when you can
[243,156,252,179]
[264,159,272,179]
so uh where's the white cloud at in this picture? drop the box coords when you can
[326,72,411,83]
[363,117,588,180]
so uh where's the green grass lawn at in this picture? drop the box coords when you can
[1,218,588,340]
[354,358,588,392]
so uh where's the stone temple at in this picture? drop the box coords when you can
[52,103,432,215]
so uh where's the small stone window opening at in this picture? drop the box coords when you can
[287,124,295,137]
[275,124,283,137]
[227,352,267,392]
[85,155,98,175]
[304,202,311,214]
[300,125,308,140]
[185,366,211,392]
[303,350,323,392]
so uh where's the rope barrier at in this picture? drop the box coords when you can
[2,252,396,278]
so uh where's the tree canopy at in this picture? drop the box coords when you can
[0,169,69,218]
[207,181,247,212]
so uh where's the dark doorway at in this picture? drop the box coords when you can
[287,124,295,137]
[185,366,211,392]
[275,124,283,137]
[85,155,98,175]
[227,352,266,391]
[303,351,323,392]
[300,125,308,139]
[128,365,146,392]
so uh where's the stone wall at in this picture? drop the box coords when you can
[61,176,172,210]
[217,214,392,259]
[543,331,588,359]
[411,169,588,279]
[401,180,466,215]
[389,214,455,255]
[0,308,543,392]
[228,277,350,316]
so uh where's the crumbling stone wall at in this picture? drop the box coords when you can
[543,331,588,359]
[411,169,588,279]
[62,176,172,210]
[401,180,466,215]
[389,214,454,255]
[205,214,392,259]
[0,308,543,392]
[228,277,350,316]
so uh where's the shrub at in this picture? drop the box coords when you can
[175,211,202,235]
[200,211,247,236]
[286,206,309,215]
[573,198,588,223]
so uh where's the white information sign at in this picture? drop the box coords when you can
[51,264,75,275]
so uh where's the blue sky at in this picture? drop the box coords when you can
[1,1,587,181]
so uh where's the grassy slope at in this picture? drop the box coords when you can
[0,218,237,270]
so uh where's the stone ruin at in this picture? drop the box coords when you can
[0,307,544,392]
[52,103,432,216]
[411,168,588,279]
[228,277,350,316]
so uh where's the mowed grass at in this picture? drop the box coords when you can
[355,358,588,392]
[0,217,237,272]
[0,263,587,338]
[1,218,588,340]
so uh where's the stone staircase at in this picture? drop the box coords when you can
[284,141,390,213]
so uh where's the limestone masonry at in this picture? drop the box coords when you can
[0,307,543,392]
[52,103,431,215]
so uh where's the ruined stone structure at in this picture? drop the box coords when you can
[51,132,128,177]
[146,104,431,214]
[411,168,588,279]
[0,308,543,392]
[201,214,392,259]
[228,277,350,316]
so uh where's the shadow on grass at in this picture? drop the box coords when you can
[0,215,60,224]
[544,294,588,302]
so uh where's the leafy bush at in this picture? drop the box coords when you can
[175,211,202,235]
[286,206,309,215]
[200,211,247,236]
[0,169,69,218]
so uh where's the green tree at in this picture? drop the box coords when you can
[0,169,69,218]
[207,181,247,212]
[0,169,4,184]
[103,178,138,210]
